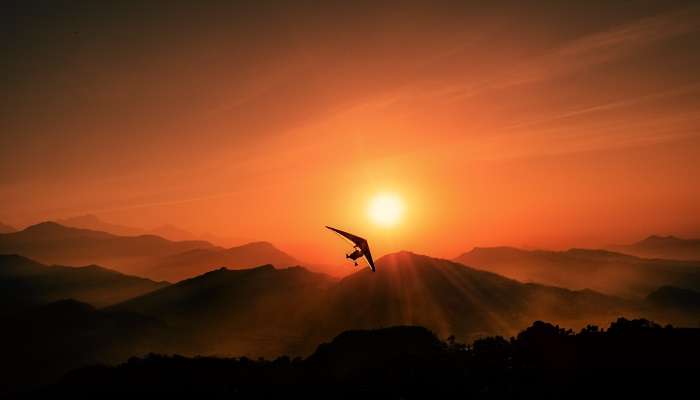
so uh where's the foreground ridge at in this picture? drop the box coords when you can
[46,318,700,396]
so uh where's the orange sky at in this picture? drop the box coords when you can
[2,1,700,264]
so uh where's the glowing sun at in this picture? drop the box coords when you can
[368,193,404,227]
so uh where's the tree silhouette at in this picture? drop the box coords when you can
[35,318,699,397]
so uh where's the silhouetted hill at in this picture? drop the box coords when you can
[647,285,700,314]
[304,326,446,382]
[57,214,143,236]
[0,222,16,234]
[145,241,300,281]
[111,265,336,356]
[52,319,700,396]
[609,235,700,261]
[0,299,169,391]
[323,251,633,342]
[0,222,214,274]
[14,221,114,240]
[455,246,700,298]
[0,254,168,312]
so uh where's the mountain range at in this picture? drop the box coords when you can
[141,241,300,282]
[56,214,143,236]
[56,214,247,247]
[0,222,299,281]
[455,246,700,298]
[0,254,167,313]
[1,244,696,390]
[0,222,213,274]
[111,264,336,356]
[111,252,637,358]
[608,235,700,261]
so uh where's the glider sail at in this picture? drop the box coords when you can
[325,226,376,272]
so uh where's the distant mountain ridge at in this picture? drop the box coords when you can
[56,214,143,236]
[455,246,700,298]
[609,235,700,261]
[0,254,168,312]
[148,224,198,242]
[0,221,214,275]
[0,221,301,281]
[57,214,198,240]
[57,214,246,247]
[145,241,300,281]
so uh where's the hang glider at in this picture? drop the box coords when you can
[325,226,376,272]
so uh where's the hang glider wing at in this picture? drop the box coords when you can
[361,243,376,272]
[325,226,376,272]
[325,226,366,246]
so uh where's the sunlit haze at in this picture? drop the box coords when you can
[368,193,404,228]
[2,1,700,265]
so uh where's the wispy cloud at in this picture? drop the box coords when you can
[438,6,700,99]
[502,82,700,131]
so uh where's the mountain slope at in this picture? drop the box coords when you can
[0,222,214,274]
[0,222,15,234]
[455,246,700,298]
[145,241,300,281]
[646,286,700,314]
[0,254,168,312]
[609,235,700,261]
[111,265,336,356]
[322,252,631,342]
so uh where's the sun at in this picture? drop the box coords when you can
[368,193,404,227]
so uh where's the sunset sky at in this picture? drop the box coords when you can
[2,0,700,263]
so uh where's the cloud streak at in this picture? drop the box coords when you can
[435,6,700,100]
